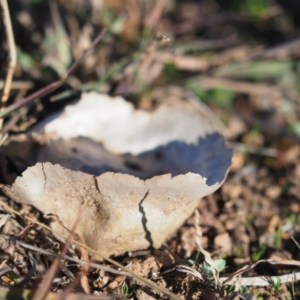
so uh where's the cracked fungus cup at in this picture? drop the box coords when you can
[2,91,233,257]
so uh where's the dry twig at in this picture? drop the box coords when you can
[194,76,282,96]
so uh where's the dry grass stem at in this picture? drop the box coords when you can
[0,80,34,90]
[222,258,300,287]
[228,142,278,157]
[195,76,282,96]
[32,214,80,300]
[0,28,107,119]
[0,0,16,105]
[221,271,300,286]
[3,237,132,276]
